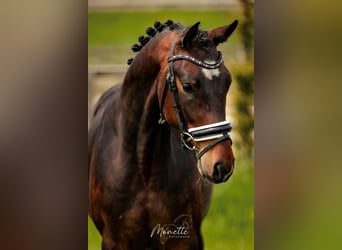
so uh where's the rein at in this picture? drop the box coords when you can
[158,41,232,160]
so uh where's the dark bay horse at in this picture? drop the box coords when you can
[89,19,238,250]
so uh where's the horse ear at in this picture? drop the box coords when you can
[182,22,200,49]
[209,20,238,46]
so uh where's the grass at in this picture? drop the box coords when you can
[201,155,254,250]
[88,9,244,64]
[88,217,102,250]
[88,9,242,46]
[88,155,253,250]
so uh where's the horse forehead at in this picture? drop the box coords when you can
[179,61,228,83]
[201,60,221,81]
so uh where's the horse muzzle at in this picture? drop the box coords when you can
[183,121,234,183]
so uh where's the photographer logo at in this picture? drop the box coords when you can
[150,214,192,244]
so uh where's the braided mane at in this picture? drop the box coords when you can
[127,20,183,65]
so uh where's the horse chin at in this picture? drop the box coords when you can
[197,159,234,184]
[202,173,231,184]
[207,171,233,184]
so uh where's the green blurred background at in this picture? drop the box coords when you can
[88,2,254,249]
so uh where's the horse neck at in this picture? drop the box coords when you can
[119,36,172,158]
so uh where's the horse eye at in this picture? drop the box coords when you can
[182,83,194,93]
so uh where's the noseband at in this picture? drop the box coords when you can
[158,41,232,159]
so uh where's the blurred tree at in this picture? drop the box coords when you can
[238,0,254,61]
[235,0,254,156]
[235,66,254,156]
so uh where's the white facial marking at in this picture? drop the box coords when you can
[201,60,220,80]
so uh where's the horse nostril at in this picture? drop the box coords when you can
[213,161,228,182]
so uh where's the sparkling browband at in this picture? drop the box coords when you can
[167,51,223,69]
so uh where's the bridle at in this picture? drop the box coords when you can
[158,40,232,160]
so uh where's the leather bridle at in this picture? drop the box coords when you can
[158,41,232,159]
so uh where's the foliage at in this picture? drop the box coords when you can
[234,1,254,156]
[234,65,254,156]
[238,0,254,61]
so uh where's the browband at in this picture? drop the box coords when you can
[167,51,223,69]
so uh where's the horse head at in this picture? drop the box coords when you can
[128,20,238,183]
[155,20,238,183]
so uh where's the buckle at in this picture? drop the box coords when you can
[181,132,198,151]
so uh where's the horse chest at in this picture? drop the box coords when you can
[145,175,199,216]
[145,187,195,226]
